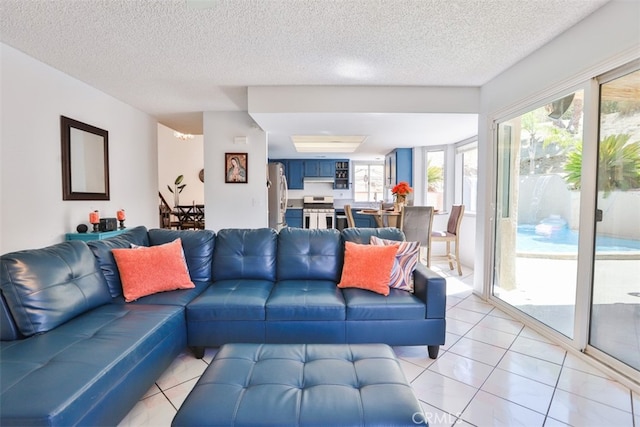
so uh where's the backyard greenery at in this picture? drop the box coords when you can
[427,161,443,191]
[564,134,640,195]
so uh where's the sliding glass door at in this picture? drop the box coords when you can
[493,91,585,338]
[589,67,640,371]
[492,61,640,377]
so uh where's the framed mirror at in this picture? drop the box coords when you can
[61,116,110,200]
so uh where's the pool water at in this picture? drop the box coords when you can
[517,225,640,254]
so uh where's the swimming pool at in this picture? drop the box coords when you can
[516,225,640,254]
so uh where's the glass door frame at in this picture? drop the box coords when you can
[485,74,640,389]
[584,59,640,384]
[487,82,596,348]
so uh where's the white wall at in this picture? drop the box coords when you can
[481,1,640,116]
[476,0,640,295]
[157,123,204,207]
[1,43,158,253]
[203,111,268,230]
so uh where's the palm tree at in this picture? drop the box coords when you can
[564,134,640,196]
[427,162,443,191]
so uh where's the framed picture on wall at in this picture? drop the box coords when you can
[225,153,248,183]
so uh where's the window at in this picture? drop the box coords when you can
[456,141,478,213]
[353,162,384,202]
[425,150,445,211]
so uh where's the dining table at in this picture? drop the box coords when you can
[356,208,402,228]
[172,204,205,229]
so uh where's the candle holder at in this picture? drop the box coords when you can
[89,210,100,233]
[116,209,126,229]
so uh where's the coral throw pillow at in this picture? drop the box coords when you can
[370,236,420,292]
[112,238,195,302]
[338,241,398,296]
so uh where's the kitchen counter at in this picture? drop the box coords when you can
[288,198,387,210]
[286,198,303,209]
[334,199,385,210]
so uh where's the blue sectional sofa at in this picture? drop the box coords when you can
[0,226,446,426]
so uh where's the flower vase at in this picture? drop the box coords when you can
[394,194,407,212]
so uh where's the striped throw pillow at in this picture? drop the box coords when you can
[370,236,420,292]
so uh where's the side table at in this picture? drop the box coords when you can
[65,229,127,242]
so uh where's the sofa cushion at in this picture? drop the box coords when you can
[87,225,150,298]
[188,280,274,321]
[341,227,405,245]
[267,280,346,321]
[342,288,426,320]
[370,236,420,292]
[213,229,277,281]
[277,228,342,281]
[337,242,397,296]
[0,303,185,426]
[148,228,215,282]
[121,280,210,307]
[0,240,111,337]
[112,239,195,302]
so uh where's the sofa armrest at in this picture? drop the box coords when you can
[0,290,22,341]
[412,264,446,319]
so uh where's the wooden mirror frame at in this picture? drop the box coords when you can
[61,116,110,200]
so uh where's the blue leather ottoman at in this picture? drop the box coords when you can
[172,343,424,427]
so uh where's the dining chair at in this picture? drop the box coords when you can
[193,204,205,229]
[400,206,434,266]
[344,204,356,228]
[429,204,465,275]
[175,204,198,229]
[159,192,179,229]
[381,202,401,227]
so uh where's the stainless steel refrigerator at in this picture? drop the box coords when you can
[268,162,288,230]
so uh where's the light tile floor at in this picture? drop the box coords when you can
[118,263,639,427]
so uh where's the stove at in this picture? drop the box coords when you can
[303,196,335,229]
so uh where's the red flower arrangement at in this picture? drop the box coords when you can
[391,181,413,196]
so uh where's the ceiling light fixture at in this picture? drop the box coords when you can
[335,60,375,81]
[292,135,367,153]
[174,131,195,140]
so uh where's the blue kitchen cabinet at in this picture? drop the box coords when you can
[319,160,334,177]
[274,158,344,188]
[304,159,334,177]
[304,160,319,177]
[336,209,375,229]
[270,159,303,189]
[352,211,377,228]
[285,208,303,228]
[287,160,304,189]
[385,148,413,187]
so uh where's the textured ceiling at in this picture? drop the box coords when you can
[0,0,609,155]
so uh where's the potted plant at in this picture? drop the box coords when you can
[167,175,186,207]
